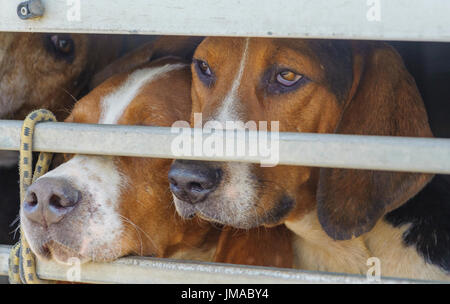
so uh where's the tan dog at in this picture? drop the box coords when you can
[19,51,293,270]
[169,37,449,280]
[0,32,123,121]
[0,32,125,168]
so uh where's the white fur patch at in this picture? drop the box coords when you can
[216,38,250,123]
[212,38,257,224]
[99,63,186,124]
[38,155,126,254]
[287,212,450,280]
[220,155,256,224]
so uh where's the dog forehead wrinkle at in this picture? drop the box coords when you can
[216,38,250,123]
[99,63,186,124]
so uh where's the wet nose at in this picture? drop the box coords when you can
[168,160,222,204]
[22,177,81,226]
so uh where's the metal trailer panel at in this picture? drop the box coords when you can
[0,0,450,42]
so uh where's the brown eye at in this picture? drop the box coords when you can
[197,60,212,76]
[276,70,303,87]
[50,34,74,55]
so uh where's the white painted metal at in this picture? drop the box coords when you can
[0,0,449,42]
[0,245,437,284]
[0,120,450,174]
[0,246,9,277]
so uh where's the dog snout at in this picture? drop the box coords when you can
[23,177,81,226]
[169,160,222,204]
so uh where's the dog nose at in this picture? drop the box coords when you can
[168,160,222,204]
[23,177,81,226]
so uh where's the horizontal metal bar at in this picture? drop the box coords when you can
[0,246,9,278]
[1,120,450,174]
[1,0,450,42]
[0,245,436,284]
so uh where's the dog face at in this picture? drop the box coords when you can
[20,59,215,264]
[170,37,432,240]
[0,32,121,120]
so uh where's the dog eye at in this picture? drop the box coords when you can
[194,59,215,87]
[196,60,212,77]
[43,34,75,63]
[50,35,74,55]
[276,70,303,87]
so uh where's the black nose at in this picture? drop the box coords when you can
[23,177,81,227]
[168,160,222,204]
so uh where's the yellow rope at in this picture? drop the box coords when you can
[8,109,57,284]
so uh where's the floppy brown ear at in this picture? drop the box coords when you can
[90,36,203,89]
[213,226,293,268]
[317,42,433,241]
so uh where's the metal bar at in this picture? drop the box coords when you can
[0,245,9,277]
[0,245,436,284]
[1,120,450,174]
[1,0,450,42]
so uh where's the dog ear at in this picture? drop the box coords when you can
[90,36,203,89]
[317,43,433,241]
[213,226,293,268]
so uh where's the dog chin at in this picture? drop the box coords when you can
[38,241,89,266]
[172,195,197,219]
[173,195,260,229]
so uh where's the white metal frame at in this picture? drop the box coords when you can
[1,0,450,42]
[0,0,449,284]
[0,245,440,283]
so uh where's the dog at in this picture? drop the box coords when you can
[0,35,200,246]
[0,32,127,248]
[20,57,216,264]
[168,37,449,280]
[19,47,293,271]
[0,32,125,122]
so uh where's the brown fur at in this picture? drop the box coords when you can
[0,32,123,120]
[23,52,293,268]
[317,42,433,240]
[184,37,444,279]
[90,36,204,89]
[59,60,219,260]
[214,226,293,268]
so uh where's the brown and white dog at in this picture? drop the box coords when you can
[19,52,293,270]
[20,58,215,264]
[0,35,203,248]
[0,32,126,246]
[169,37,450,280]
